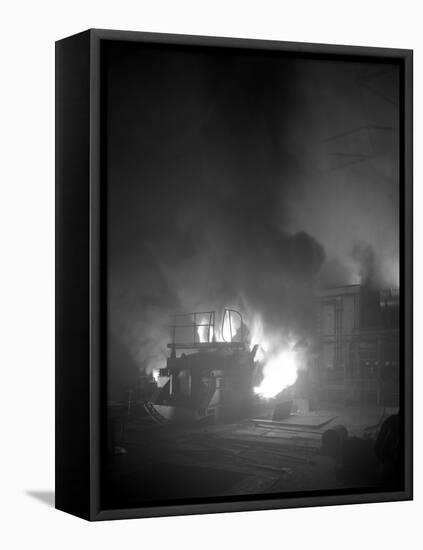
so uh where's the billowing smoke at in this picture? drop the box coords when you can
[350,241,384,289]
[104,42,399,388]
[282,59,400,289]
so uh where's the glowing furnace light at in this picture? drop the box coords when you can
[221,309,242,342]
[248,314,267,361]
[196,316,214,343]
[254,347,298,399]
[222,314,232,342]
[197,323,206,343]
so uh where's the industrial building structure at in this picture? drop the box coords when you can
[314,285,400,405]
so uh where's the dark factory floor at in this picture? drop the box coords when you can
[102,403,399,509]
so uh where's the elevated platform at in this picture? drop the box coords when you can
[167,341,247,351]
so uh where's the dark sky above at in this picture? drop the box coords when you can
[102,40,400,376]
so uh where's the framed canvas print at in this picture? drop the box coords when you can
[55,29,413,521]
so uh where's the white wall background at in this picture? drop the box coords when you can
[0,1,420,548]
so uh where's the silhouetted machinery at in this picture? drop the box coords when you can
[146,309,258,424]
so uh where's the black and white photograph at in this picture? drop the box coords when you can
[101,38,408,510]
[1,0,421,547]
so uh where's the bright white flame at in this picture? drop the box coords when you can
[222,316,232,342]
[254,346,298,399]
[197,316,214,343]
[197,310,242,343]
[221,310,241,342]
[247,312,299,399]
[197,309,300,398]
[197,323,206,343]
[249,315,265,349]
[152,369,160,383]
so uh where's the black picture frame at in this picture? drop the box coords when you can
[55,29,413,521]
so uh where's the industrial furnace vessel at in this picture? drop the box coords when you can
[146,309,258,424]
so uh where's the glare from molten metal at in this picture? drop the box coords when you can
[248,313,299,399]
[197,310,241,344]
[253,345,298,399]
[196,320,209,343]
[196,309,300,399]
